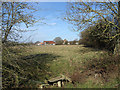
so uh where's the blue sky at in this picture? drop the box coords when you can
[20,2,80,43]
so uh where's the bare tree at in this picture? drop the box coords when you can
[65,1,120,54]
[2,2,38,43]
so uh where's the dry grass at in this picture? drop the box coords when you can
[3,45,119,88]
[25,45,105,75]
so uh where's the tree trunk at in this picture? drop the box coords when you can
[3,3,14,43]
[3,25,13,43]
[114,1,120,55]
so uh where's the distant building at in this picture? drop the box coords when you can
[37,43,41,45]
[67,41,79,45]
[75,42,79,45]
[40,42,44,45]
[43,41,55,45]
[36,42,44,45]
[68,42,70,45]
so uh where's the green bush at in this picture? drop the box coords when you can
[80,20,116,52]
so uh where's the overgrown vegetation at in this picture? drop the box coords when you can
[2,44,120,88]
[71,54,119,84]
[79,20,117,52]
[65,2,120,54]
[64,2,120,87]
[2,1,120,89]
[2,43,60,88]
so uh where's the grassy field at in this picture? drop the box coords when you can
[24,45,104,75]
[3,45,119,88]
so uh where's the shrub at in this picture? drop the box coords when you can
[84,54,120,83]
[70,53,120,86]
[2,43,51,88]
[85,55,119,72]
[80,20,116,52]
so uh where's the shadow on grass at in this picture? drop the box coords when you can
[3,52,61,88]
[20,53,61,78]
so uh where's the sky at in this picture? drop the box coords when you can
[19,2,80,43]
